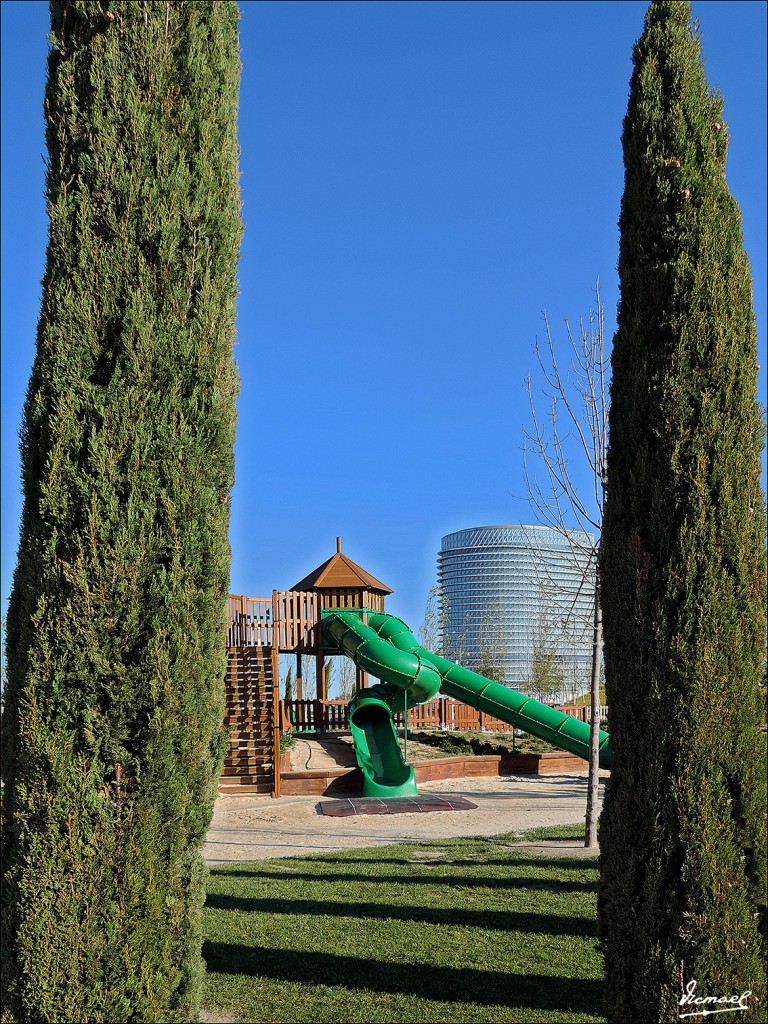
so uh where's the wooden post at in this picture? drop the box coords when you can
[314,605,325,701]
[359,592,369,688]
[270,591,281,798]
[316,650,325,701]
[238,593,247,647]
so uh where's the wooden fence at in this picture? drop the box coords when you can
[281,697,608,733]
[550,703,610,724]
[282,699,349,732]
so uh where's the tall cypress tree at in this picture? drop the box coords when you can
[1,3,241,1020]
[599,2,766,1021]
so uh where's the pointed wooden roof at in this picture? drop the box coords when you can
[291,537,393,594]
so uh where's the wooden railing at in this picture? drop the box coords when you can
[316,588,385,612]
[227,595,273,647]
[272,590,321,651]
[227,589,389,653]
[282,699,349,732]
[227,591,322,651]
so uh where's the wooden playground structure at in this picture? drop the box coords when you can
[221,538,390,796]
[221,538,600,797]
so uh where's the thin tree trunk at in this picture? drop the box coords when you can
[585,573,602,848]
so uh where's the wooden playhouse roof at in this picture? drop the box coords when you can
[291,537,393,595]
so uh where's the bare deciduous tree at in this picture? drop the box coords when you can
[298,655,316,701]
[333,657,357,701]
[523,281,608,848]
[419,584,449,655]
[474,604,507,685]
[422,583,473,667]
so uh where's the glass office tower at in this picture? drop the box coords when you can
[437,524,596,694]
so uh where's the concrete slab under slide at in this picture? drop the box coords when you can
[318,795,478,816]
[203,770,608,862]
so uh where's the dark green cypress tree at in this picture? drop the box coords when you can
[599,2,766,1021]
[1,3,241,1020]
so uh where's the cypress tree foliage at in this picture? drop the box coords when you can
[599,2,766,1021]
[1,3,241,1021]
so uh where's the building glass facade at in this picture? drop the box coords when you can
[437,524,596,695]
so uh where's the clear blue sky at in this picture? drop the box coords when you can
[2,1,766,636]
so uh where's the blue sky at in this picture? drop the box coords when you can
[2,0,766,637]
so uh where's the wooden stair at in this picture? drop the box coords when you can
[219,645,276,795]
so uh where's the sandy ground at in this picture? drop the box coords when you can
[203,771,607,863]
[286,733,471,770]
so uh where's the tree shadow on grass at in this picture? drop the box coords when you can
[202,942,603,1015]
[214,868,598,892]
[284,853,596,870]
[204,893,597,937]
[208,867,597,893]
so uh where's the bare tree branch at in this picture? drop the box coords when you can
[522,281,609,849]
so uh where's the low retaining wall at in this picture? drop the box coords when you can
[279,751,587,797]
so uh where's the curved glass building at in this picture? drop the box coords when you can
[437,524,596,694]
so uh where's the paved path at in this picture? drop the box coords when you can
[203,772,606,862]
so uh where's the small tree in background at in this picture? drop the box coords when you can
[474,648,506,688]
[528,650,563,705]
[599,2,766,1020]
[523,285,608,846]
[1,3,242,1021]
[334,657,357,701]
[474,614,507,686]
[283,664,294,702]
[526,611,566,704]
[322,661,334,701]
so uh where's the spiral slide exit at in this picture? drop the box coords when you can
[322,609,612,798]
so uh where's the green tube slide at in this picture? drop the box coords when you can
[347,688,417,798]
[323,609,612,797]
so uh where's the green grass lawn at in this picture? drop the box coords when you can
[202,824,604,1023]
